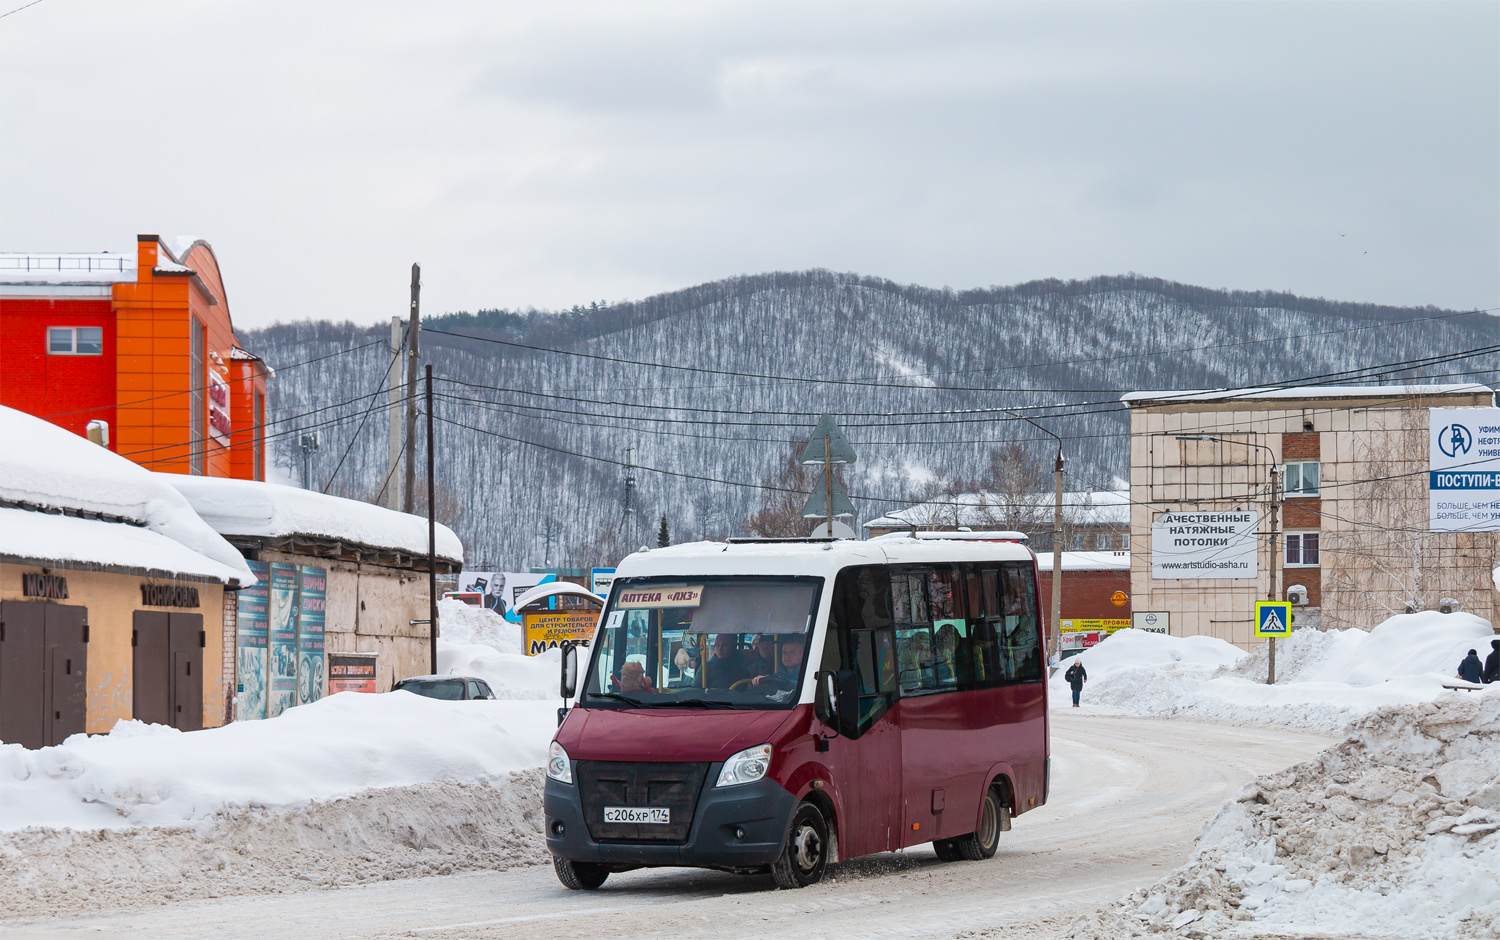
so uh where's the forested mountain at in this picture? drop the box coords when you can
[241,271,1496,570]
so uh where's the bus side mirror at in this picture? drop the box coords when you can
[560,642,579,699]
[814,670,859,737]
[814,670,838,731]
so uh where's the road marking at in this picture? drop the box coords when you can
[411,904,647,932]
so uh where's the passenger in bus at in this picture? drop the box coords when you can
[746,634,778,678]
[750,636,804,687]
[615,661,655,694]
[705,633,750,688]
[933,623,961,686]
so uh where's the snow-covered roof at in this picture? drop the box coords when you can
[0,252,136,285]
[162,475,464,566]
[511,582,605,611]
[161,235,207,264]
[0,406,254,584]
[0,507,251,583]
[1121,384,1494,405]
[864,490,1130,530]
[1035,550,1131,572]
[615,537,1033,582]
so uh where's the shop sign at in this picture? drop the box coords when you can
[1061,631,1103,652]
[267,563,299,718]
[1061,618,1131,634]
[328,653,379,694]
[1132,611,1170,633]
[1150,511,1258,579]
[1110,591,1128,607]
[236,560,270,721]
[208,371,232,445]
[1429,407,1500,532]
[297,566,327,706]
[617,585,702,608]
[523,610,598,656]
[22,572,68,599]
[141,584,201,608]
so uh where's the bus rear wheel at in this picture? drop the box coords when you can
[771,802,829,889]
[554,857,609,890]
[941,789,1006,862]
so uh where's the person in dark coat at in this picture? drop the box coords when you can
[1484,639,1500,684]
[1457,649,1485,684]
[1064,660,1087,707]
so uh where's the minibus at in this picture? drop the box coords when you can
[545,533,1050,890]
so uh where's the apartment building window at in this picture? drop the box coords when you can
[1071,534,1086,550]
[190,318,206,475]
[1285,461,1319,496]
[1285,531,1320,567]
[1097,534,1112,550]
[47,326,103,355]
[1121,533,1131,550]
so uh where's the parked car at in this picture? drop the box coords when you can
[392,675,496,700]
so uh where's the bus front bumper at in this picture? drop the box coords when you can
[543,772,798,870]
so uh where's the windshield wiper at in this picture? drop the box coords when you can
[670,698,746,709]
[589,692,648,707]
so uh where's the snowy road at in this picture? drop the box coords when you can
[5,714,1334,940]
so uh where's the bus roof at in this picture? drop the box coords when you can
[612,536,1036,581]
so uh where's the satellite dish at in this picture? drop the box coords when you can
[809,520,857,540]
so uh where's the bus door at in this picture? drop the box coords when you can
[820,566,901,858]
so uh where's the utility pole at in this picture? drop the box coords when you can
[623,447,637,551]
[299,431,320,490]
[1267,463,1283,685]
[1051,446,1065,671]
[403,263,420,514]
[823,434,834,539]
[382,316,403,510]
[425,364,438,675]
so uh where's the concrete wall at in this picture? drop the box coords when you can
[0,562,226,731]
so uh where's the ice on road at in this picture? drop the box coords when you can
[2,713,1333,940]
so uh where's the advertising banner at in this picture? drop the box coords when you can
[523,610,599,656]
[235,560,270,721]
[1150,511,1258,579]
[1060,618,1131,633]
[267,563,300,718]
[1429,408,1500,532]
[328,652,379,694]
[297,566,327,706]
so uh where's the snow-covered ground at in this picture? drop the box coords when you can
[434,599,564,699]
[1054,611,1495,731]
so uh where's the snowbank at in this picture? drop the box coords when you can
[1079,688,1500,940]
[0,405,253,583]
[1055,613,1496,731]
[435,599,562,700]
[163,474,463,564]
[0,690,557,832]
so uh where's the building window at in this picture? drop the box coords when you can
[1121,533,1131,550]
[1071,534,1085,550]
[1285,461,1319,496]
[47,326,103,355]
[1285,531,1320,567]
[190,318,206,475]
[1097,534,1112,550]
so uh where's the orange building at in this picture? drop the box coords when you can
[1,234,268,479]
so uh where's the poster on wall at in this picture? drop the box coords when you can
[235,560,270,721]
[1429,408,1500,532]
[1150,511,1258,579]
[208,371,232,446]
[297,566,327,706]
[267,563,300,718]
[522,610,598,656]
[328,652,379,694]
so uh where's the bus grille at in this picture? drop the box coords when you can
[577,761,708,843]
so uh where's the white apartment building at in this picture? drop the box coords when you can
[1125,384,1498,649]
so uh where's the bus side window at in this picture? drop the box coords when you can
[893,568,938,693]
[966,567,1004,687]
[999,563,1043,682]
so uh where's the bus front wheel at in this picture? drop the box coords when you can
[937,789,1006,862]
[554,857,609,890]
[771,802,829,889]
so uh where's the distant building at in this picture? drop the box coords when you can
[863,489,1130,552]
[1036,551,1132,658]
[0,235,270,480]
[1124,384,1498,649]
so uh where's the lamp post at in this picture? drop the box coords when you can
[998,412,1065,670]
[1175,435,1282,683]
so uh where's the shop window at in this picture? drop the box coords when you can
[1285,461,1319,496]
[1285,531,1320,567]
[47,326,103,355]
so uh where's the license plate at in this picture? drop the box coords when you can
[603,806,670,824]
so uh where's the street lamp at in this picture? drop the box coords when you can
[1174,435,1283,683]
[998,412,1065,671]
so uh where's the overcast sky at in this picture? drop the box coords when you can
[3,1,1496,329]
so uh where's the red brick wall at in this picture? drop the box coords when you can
[0,297,117,444]
[1038,567,1131,624]
[1281,432,1321,461]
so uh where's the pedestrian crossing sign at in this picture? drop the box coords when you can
[1255,601,1292,638]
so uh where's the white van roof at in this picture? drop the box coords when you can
[613,537,1035,581]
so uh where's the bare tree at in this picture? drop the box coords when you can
[745,438,821,537]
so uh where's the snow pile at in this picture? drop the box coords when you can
[0,690,556,831]
[435,599,562,700]
[163,474,464,564]
[0,405,253,582]
[1081,688,1500,939]
[1055,613,1496,730]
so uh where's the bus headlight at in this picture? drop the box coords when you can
[547,741,573,784]
[716,744,772,787]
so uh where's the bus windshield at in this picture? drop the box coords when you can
[582,576,822,709]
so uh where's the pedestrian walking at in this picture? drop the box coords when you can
[1484,639,1500,684]
[1457,649,1484,684]
[1065,660,1087,707]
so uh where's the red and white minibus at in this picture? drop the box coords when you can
[545,533,1050,889]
